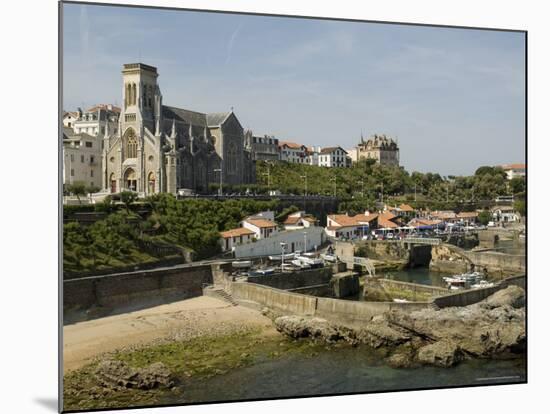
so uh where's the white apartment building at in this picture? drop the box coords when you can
[62,127,103,189]
[317,146,350,168]
[501,164,526,180]
[279,141,309,164]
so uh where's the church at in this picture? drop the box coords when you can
[102,63,255,195]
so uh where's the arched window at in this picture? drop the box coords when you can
[132,83,137,105]
[148,85,153,108]
[142,84,146,107]
[227,142,237,174]
[123,128,138,160]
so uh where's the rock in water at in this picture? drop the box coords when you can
[274,316,350,343]
[417,341,463,367]
[481,285,525,309]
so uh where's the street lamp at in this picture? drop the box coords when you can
[214,167,222,196]
[300,174,307,211]
[358,179,364,198]
[280,242,287,272]
[330,176,337,197]
[262,161,271,194]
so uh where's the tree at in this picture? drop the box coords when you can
[514,199,526,217]
[509,177,526,195]
[478,210,492,225]
[66,182,87,205]
[120,191,138,213]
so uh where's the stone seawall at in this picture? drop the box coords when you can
[64,264,213,312]
[247,267,333,290]
[229,281,432,326]
[378,279,449,297]
[433,274,526,308]
[430,244,525,277]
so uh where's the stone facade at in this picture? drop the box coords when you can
[244,130,280,161]
[102,63,255,195]
[353,134,400,166]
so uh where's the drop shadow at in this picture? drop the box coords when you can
[34,397,58,412]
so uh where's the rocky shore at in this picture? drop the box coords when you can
[274,285,526,368]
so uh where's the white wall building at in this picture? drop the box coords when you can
[73,104,120,139]
[62,127,103,189]
[232,226,326,258]
[279,141,309,164]
[501,163,526,180]
[317,146,350,168]
[283,211,317,230]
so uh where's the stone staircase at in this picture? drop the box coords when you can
[204,286,238,306]
[428,302,440,311]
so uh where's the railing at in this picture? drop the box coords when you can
[403,237,441,246]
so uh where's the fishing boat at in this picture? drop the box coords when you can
[295,255,324,268]
[320,253,337,262]
[268,253,295,261]
[291,259,311,269]
[232,260,252,269]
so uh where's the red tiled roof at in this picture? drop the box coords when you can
[501,163,526,170]
[245,219,277,228]
[220,227,255,238]
[279,141,305,149]
[328,213,377,227]
[457,212,478,218]
[399,204,415,212]
[86,104,121,113]
[283,216,301,225]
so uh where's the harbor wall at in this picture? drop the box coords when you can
[63,264,213,312]
[229,281,432,326]
[247,267,333,290]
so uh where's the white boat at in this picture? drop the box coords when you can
[393,298,409,303]
[471,281,495,289]
[291,259,311,269]
[321,254,337,262]
[295,255,324,268]
[254,268,275,276]
[232,260,252,269]
[268,253,295,261]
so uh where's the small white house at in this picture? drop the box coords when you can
[317,146,349,168]
[241,211,278,239]
[283,211,317,230]
[220,227,256,252]
[492,206,521,223]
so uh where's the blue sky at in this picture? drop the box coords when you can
[63,3,525,176]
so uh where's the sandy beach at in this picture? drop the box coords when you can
[63,296,275,373]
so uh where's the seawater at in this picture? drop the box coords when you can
[378,267,450,287]
[177,346,525,403]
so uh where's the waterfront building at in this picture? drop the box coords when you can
[353,134,400,166]
[279,141,309,164]
[491,206,521,223]
[220,227,255,252]
[102,63,255,195]
[388,204,416,219]
[325,212,378,239]
[283,211,318,230]
[244,130,280,161]
[501,163,526,180]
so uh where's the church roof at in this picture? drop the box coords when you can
[162,106,232,128]
[206,112,232,126]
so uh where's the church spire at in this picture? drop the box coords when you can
[171,118,177,138]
